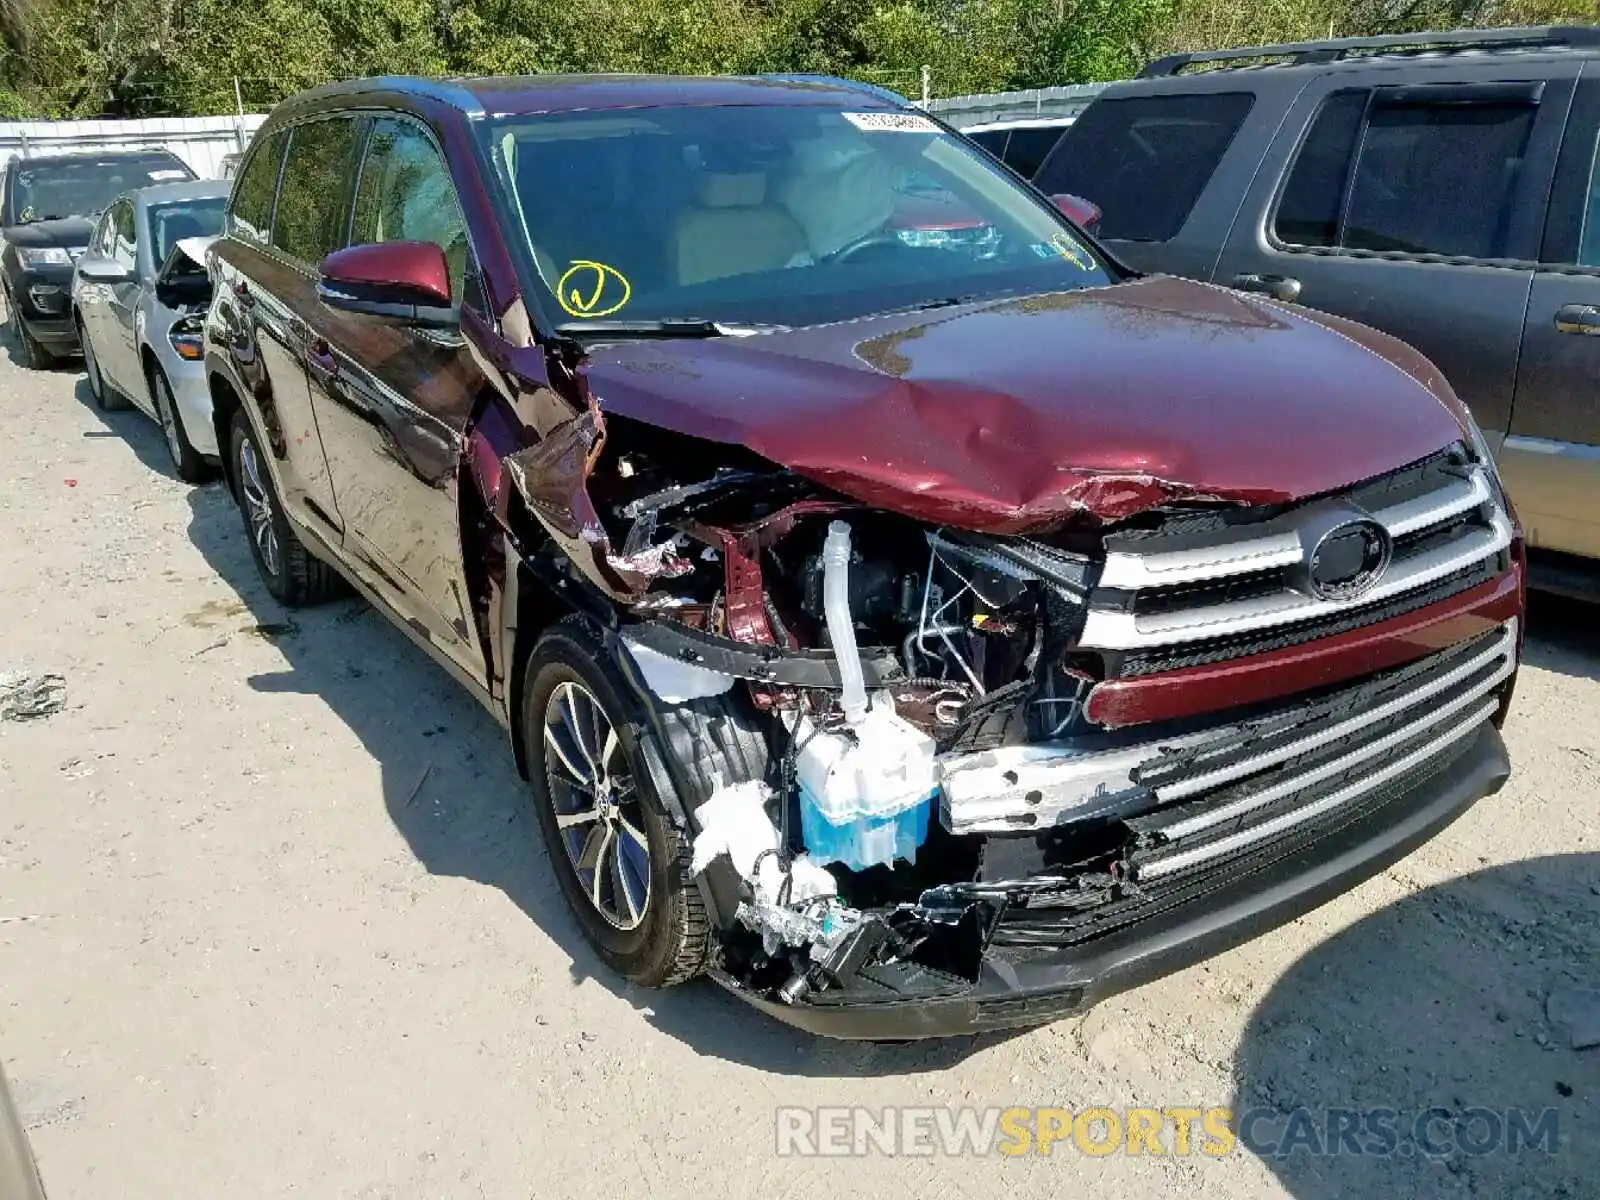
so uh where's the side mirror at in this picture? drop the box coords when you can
[317,241,455,328]
[77,256,133,283]
[1050,193,1102,235]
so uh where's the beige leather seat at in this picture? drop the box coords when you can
[672,172,805,286]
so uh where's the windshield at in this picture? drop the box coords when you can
[148,197,226,267]
[7,156,193,225]
[482,105,1112,330]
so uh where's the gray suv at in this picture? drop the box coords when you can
[1036,25,1600,592]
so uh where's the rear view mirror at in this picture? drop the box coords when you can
[1050,193,1102,235]
[77,256,133,283]
[317,241,455,328]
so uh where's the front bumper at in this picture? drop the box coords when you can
[159,345,219,457]
[8,266,79,347]
[719,723,1509,1039]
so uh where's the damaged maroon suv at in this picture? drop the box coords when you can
[204,74,1524,1038]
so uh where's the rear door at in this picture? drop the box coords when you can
[302,113,489,679]
[1214,59,1578,441]
[1503,67,1600,557]
[1034,79,1288,278]
[76,208,118,361]
[239,118,359,538]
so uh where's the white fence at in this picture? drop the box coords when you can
[0,114,269,180]
[929,83,1108,129]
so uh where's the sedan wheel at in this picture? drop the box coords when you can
[237,433,282,579]
[227,408,343,607]
[524,622,734,987]
[83,330,103,399]
[80,327,122,408]
[543,679,652,931]
[151,369,205,482]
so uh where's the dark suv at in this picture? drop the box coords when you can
[1036,24,1600,587]
[205,73,1521,1038]
[1,149,195,366]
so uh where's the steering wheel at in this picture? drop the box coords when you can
[824,231,906,263]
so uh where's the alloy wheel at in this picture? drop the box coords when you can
[155,376,181,464]
[237,436,281,578]
[542,680,651,931]
[83,335,102,399]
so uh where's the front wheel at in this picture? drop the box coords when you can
[524,621,712,987]
[229,407,342,606]
[14,304,55,371]
[151,367,206,482]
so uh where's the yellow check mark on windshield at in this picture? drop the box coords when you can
[557,260,631,318]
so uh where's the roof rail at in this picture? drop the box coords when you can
[758,73,911,105]
[1139,25,1600,78]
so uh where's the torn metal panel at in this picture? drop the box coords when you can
[938,737,1177,834]
[498,401,669,600]
[620,637,735,703]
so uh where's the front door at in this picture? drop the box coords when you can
[1213,62,1578,441]
[76,207,119,372]
[304,114,489,679]
[104,200,143,395]
[1503,69,1600,558]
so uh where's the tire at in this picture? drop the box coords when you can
[13,302,55,371]
[229,407,342,606]
[80,320,124,408]
[151,365,206,482]
[523,620,768,988]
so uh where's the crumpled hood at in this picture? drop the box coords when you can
[580,275,1470,534]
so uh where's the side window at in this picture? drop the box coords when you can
[967,129,1010,161]
[1346,101,1533,258]
[229,129,286,244]
[92,208,116,256]
[1274,91,1368,247]
[1277,91,1535,260]
[112,202,137,267]
[1035,92,1255,242]
[352,117,473,302]
[273,118,359,266]
[1004,127,1068,180]
[1576,137,1600,266]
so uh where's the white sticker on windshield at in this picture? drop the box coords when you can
[842,111,939,134]
[148,169,187,180]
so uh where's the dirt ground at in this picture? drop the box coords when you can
[1,343,1596,1200]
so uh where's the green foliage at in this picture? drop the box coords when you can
[0,0,1594,117]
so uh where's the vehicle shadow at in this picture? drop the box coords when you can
[61,374,185,480]
[1524,591,1600,686]
[1231,854,1599,1198]
[179,482,1004,1073]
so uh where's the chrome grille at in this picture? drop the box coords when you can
[1079,457,1511,658]
[947,623,1515,947]
[939,620,1515,837]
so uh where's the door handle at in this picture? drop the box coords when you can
[1554,303,1600,335]
[1231,273,1302,303]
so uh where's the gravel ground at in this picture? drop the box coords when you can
[1,343,1596,1200]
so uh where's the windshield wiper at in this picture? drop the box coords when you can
[553,317,787,339]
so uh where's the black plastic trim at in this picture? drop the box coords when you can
[623,619,901,688]
[715,724,1509,1038]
